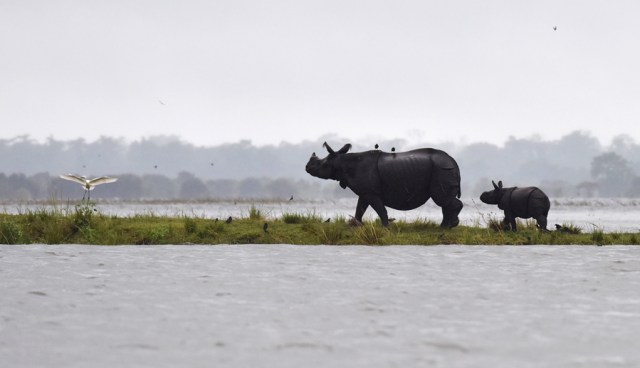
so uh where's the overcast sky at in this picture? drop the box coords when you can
[1,0,639,147]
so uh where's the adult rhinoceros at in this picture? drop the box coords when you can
[305,142,463,228]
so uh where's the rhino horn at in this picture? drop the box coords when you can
[337,144,352,154]
[322,142,335,154]
[310,152,318,159]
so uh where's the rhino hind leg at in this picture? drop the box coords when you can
[440,198,462,228]
[535,214,548,231]
[430,184,463,229]
[428,166,462,228]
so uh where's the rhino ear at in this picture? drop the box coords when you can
[337,144,352,154]
[498,180,503,188]
[492,180,498,189]
[322,142,335,154]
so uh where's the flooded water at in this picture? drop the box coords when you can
[3,197,640,232]
[2,244,640,367]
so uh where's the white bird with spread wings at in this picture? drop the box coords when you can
[59,174,118,201]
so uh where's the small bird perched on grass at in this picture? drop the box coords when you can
[225,216,233,224]
[263,222,269,233]
[59,174,118,201]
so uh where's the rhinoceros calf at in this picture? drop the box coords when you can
[305,142,463,228]
[480,180,550,231]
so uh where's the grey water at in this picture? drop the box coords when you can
[3,197,640,232]
[2,244,640,367]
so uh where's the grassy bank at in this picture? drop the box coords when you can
[0,203,639,246]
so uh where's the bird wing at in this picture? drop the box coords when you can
[59,174,87,185]
[88,176,118,186]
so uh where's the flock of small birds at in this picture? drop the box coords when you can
[216,214,336,236]
[61,153,222,202]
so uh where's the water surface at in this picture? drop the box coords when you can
[2,244,639,367]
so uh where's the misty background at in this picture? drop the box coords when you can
[1,131,639,201]
[3,2,639,203]
[2,1,640,148]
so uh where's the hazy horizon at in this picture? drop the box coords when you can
[2,1,640,147]
[1,128,636,150]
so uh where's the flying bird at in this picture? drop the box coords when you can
[289,195,294,201]
[553,26,557,31]
[59,174,118,201]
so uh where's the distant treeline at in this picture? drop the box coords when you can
[1,131,640,199]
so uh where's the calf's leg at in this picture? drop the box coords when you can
[503,213,517,231]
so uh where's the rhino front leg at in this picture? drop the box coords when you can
[352,197,369,225]
[367,196,389,227]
